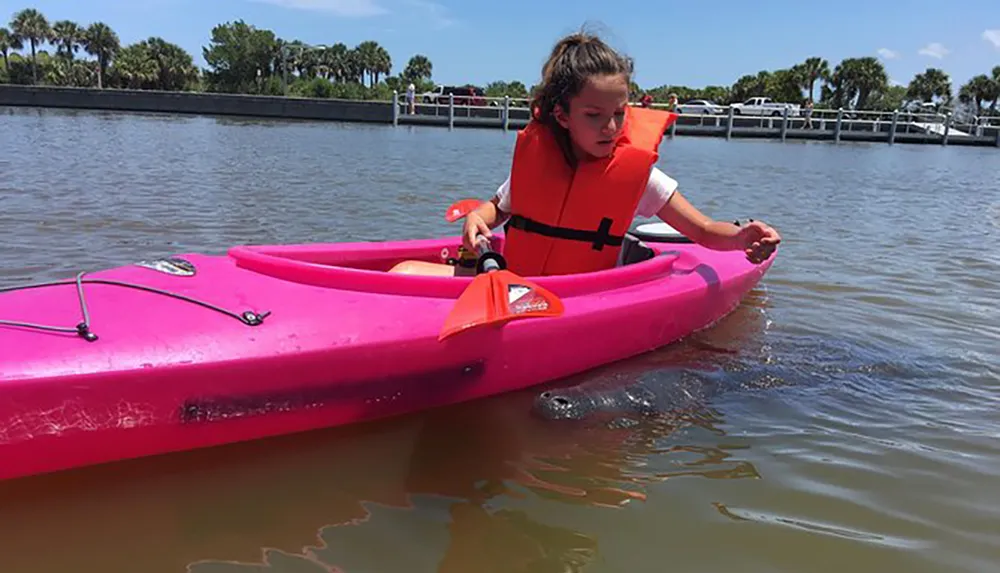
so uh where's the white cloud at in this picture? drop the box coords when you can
[983,29,1000,49]
[877,48,899,60]
[889,78,904,87]
[918,42,950,59]
[250,0,387,17]
[404,0,456,29]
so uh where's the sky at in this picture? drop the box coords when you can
[4,0,999,91]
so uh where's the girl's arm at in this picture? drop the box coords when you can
[656,190,781,263]
[462,196,508,251]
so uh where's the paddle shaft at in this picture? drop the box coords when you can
[474,236,505,274]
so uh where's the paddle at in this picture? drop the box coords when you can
[438,235,564,341]
[444,198,483,222]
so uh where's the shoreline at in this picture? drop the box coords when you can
[2,84,999,148]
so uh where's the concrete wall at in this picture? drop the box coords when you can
[0,84,393,123]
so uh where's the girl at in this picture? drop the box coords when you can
[398,32,780,277]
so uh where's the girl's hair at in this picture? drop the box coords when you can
[530,32,634,166]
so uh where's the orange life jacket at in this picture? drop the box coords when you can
[502,106,678,277]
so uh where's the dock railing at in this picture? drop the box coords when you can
[390,91,1000,147]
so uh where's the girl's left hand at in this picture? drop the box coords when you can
[738,221,781,264]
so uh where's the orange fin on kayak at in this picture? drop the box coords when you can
[438,270,563,340]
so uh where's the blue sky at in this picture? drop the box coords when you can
[5,0,999,90]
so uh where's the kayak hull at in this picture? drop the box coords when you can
[0,234,774,481]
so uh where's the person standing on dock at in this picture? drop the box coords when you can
[406,83,416,115]
[667,93,678,112]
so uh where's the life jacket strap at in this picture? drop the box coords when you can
[506,214,623,251]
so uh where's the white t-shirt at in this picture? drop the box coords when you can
[493,165,678,219]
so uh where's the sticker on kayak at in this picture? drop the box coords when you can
[135,257,196,277]
[508,284,551,314]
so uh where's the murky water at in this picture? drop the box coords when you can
[0,106,998,573]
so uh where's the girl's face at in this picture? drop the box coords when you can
[554,73,630,160]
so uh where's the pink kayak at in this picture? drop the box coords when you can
[0,225,775,481]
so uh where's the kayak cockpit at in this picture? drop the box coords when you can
[227,234,680,298]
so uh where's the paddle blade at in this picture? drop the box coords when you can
[445,199,483,222]
[438,270,563,341]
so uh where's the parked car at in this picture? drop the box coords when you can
[676,99,725,114]
[730,97,801,117]
[421,85,487,106]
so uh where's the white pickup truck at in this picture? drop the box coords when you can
[730,97,801,117]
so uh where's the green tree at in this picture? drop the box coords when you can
[146,37,199,91]
[0,27,23,78]
[484,80,528,98]
[355,40,379,86]
[906,67,952,106]
[825,57,888,109]
[868,84,906,111]
[319,43,348,81]
[83,22,119,88]
[765,68,805,103]
[111,42,157,89]
[959,70,1000,115]
[202,20,279,93]
[10,8,52,84]
[372,44,390,85]
[51,20,83,60]
[344,47,364,84]
[800,57,830,102]
[111,38,197,91]
[402,54,432,83]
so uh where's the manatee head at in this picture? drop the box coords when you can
[532,382,660,422]
[532,387,601,421]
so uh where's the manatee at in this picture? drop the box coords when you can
[532,365,788,427]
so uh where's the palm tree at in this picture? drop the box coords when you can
[834,57,888,109]
[321,43,347,81]
[958,75,994,115]
[907,68,952,105]
[112,42,157,89]
[801,57,830,102]
[355,40,380,86]
[0,27,23,76]
[344,47,364,84]
[403,54,432,83]
[51,20,84,60]
[10,8,52,84]
[144,37,198,91]
[372,45,390,85]
[991,66,1000,114]
[83,22,119,89]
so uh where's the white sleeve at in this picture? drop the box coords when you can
[495,175,511,213]
[635,166,678,218]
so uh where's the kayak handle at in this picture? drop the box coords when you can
[474,235,506,275]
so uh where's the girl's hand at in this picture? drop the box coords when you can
[462,212,492,252]
[738,221,781,264]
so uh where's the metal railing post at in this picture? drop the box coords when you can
[503,96,510,132]
[448,93,454,130]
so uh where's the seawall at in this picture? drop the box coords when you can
[0,84,391,123]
